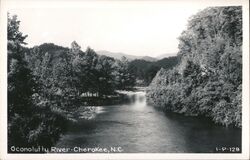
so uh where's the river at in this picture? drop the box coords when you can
[55,89,241,153]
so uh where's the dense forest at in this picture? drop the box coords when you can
[7,14,135,152]
[7,6,243,153]
[146,6,242,128]
[128,56,179,85]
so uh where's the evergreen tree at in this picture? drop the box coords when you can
[113,56,135,89]
[8,13,36,147]
[8,14,66,152]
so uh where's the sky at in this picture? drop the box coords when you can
[8,1,222,57]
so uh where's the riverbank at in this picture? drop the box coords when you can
[56,90,137,123]
[146,82,241,128]
[80,92,130,106]
[55,89,241,153]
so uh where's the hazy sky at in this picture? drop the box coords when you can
[9,1,220,57]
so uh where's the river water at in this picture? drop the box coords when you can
[56,89,241,153]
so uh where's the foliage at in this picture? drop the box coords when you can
[113,56,136,89]
[146,6,242,128]
[8,13,137,151]
[26,42,136,98]
[128,56,179,85]
[8,14,67,152]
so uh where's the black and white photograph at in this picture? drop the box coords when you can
[0,0,249,159]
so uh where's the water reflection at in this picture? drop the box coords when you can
[163,112,241,152]
[56,90,241,153]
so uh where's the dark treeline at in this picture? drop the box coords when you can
[8,14,135,152]
[146,6,242,128]
[128,56,179,85]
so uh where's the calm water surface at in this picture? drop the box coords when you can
[56,89,241,153]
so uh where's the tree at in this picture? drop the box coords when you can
[128,56,179,86]
[146,6,242,127]
[113,56,135,89]
[8,13,36,147]
[8,14,67,152]
[96,55,116,96]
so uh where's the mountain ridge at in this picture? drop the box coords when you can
[96,50,176,61]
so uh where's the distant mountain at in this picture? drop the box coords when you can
[156,53,177,59]
[96,50,157,62]
[96,50,134,60]
[139,56,158,62]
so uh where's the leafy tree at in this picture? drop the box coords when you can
[8,13,36,147]
[96,55,116,96]
[113,56,135,89]
[8,14,66,152]
[128,56,179,86]
[146,6,242,127]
